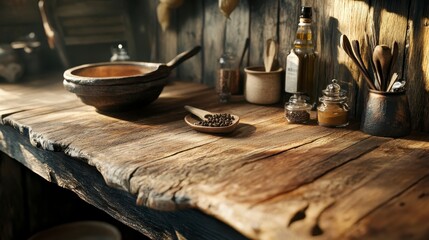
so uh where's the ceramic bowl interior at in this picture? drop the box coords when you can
[64,61,168,85]
[71,64,151,78]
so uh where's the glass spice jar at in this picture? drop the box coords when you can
[285,93,312,123]
[317,79,349,127]
[217,52,239,103]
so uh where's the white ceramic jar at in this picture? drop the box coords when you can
[244,66,283,104]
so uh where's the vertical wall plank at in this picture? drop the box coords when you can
[370,0,409,85]
[202,0,250,87]
[157,2,179,69]
[224,0,250,94]
[177,0,204,83]
[203,0,225,87]
[129,0,158,62]
[405,0,429,131]
[249,0,279,67]
[225,0,250,61]
[316,0,370,116]
[278,0,300,68]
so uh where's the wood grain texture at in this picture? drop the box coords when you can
[0,125,247,240]
[249,0,279,67]
[47,0,137,65]
[299,0,369,116]
[1,74,429,239]
[278,0,300,66]
[177,0,204,82]
[370,0,409,78]
[405,0,429,131]
[225,0,250,59]
[129,0,158,62]
[202,0,225,87]
[345,174,429,240]
[156,0,178,75]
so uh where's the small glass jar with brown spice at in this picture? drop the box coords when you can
[218,52,240,103]
[317,79,349,127]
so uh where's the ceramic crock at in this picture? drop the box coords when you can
[361,89,411,137]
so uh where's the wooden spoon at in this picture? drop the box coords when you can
[373,45,392,91]
[184,105,240,134]
[263,39,277,72]
[373,58,384,91]
[351,40,372,82]
[389,41,399,79]
[340,35,376,90]
[386,72,399,92]
[365,33,381,90]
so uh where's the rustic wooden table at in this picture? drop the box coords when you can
[1,73,429,240]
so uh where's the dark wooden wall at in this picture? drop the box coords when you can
[132,0,429,132]
[0,0,40,42]
[0,0,61,70]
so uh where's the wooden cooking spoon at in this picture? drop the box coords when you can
[340,35,376,90]
[373,45,392,91]
[263,39,277,72]
[184,105,240,133]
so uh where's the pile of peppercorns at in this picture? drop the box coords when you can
[195,113,235,127]
[285,110,310,123]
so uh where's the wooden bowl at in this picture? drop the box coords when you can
[63,62,168,112]
[63,46,202,112]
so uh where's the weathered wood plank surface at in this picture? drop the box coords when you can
[0,125,247,240]
[1,73,429,240]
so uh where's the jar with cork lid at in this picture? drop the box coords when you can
[317,79,349,127]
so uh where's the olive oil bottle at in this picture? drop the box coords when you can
[285,6,317,106]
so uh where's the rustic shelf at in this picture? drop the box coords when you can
[1,73,429,240]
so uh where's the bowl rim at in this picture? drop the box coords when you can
[64,61,171,86]
[63,77,168,95]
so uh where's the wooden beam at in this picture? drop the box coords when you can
[0,125,249,240]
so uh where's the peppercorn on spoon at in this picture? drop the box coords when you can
[184,105,240,134]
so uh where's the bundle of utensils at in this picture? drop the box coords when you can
[340,33,403,92]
